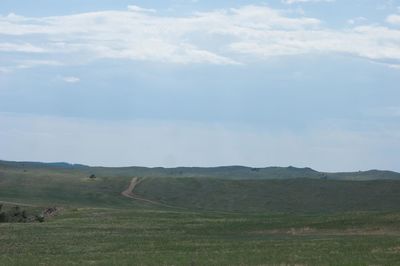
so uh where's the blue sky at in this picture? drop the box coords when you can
[0,0,400,171]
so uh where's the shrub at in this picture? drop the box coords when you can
[13,206,21,217]
[35,215,45,223]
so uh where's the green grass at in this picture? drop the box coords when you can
[135,177,400,213]
[0,165,136,207]
[2,161,400,265]
[1,208,400,265]
[3,164,400,213]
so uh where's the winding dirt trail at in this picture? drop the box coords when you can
[121,177,141,198]
[121,177,177,208]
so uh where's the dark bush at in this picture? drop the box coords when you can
[13,206,21,217]
[35,215,45,223]
[0,205,53,223]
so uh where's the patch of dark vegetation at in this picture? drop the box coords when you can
[42,207,60,218]
[0,204,60,223]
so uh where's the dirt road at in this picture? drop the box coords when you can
[121,177,176,207]
[121,177,141,198]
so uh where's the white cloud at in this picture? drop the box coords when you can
[387,14,400,25]
[16,60,63,69]
[0,60,62,74]
[282,0,334,4]
[0,67,11,74]
[0,5,399,68]
[347,17,367,25]
[229,25,400,64]
[371,60,400,70]
[0,42,46,53]
[127,5,157,13]
[62,76,80,83]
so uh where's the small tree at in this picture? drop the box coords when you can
[89,174,96,179]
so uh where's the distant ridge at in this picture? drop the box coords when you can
[1,160,399,181]
[0,160,88,169]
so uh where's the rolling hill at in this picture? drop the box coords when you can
[134,177,400,213]
[1,160,400,213]
[2,160,400,265]
[1,160,400,181]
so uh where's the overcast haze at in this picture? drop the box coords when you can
[1,0,400,171]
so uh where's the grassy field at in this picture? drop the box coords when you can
[2,161,400,265]
[2,206,400,265]
[2,164,400,213]
[135,177,400,213]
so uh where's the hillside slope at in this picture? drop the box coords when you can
[134,177,400,213]
[2,160,400,213]
[1,160,400,181]
[0,163,143,207]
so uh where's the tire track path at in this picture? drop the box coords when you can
[121,177,178,208]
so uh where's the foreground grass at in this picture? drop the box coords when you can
[1,207,400,265]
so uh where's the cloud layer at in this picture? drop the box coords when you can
[62,76,80,83]
[282,0,334,5]
[0,5,400,68]
[387,14,400,25]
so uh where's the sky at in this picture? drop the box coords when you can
[0,0,400,171]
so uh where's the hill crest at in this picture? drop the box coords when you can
[1,160,399,181]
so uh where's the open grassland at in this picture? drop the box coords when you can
[135,177,400,213]
[2,164,400,213]
[0,165,133,207]
[1,207,400,265]
[2,161,400,265]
